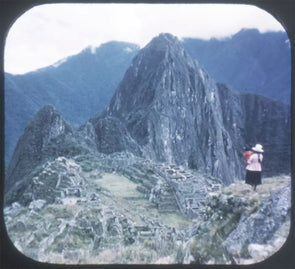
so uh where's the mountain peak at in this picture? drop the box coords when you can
[5,105,71,192]
[145,33,182,52]
[154,33,179,43]
[108,32,197,118]
[143,33,192,66]
[37,104,56,115]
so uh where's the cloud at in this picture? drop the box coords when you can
[4,3,285,74]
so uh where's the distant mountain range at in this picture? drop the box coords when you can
[182,29,291,104]
[4,29,291,165]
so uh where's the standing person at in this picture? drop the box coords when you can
[245,144,264,191]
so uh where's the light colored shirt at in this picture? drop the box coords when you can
[246,153,263,171]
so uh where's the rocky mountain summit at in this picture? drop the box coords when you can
[107,34,240,184]
[4,33,291,265]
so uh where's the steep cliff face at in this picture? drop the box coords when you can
[90,116,142,155]
[240,93,291,176]
[106,33,242,184]
[217,83,291,177]
[5,105,72,192]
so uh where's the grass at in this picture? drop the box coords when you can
[96,173,143,198]
[93,172,192,229]
[222,175,290,199]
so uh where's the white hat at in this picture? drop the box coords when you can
[252,144,264,153]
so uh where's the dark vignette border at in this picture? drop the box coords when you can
[0,0,294,269]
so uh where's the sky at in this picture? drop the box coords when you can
[4,3,286,75]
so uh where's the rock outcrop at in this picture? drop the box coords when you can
[186,176,291,264]
[222,181,291,263]
[5,105,72,192]
[217,83,291,176]
[240,93,291,176]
